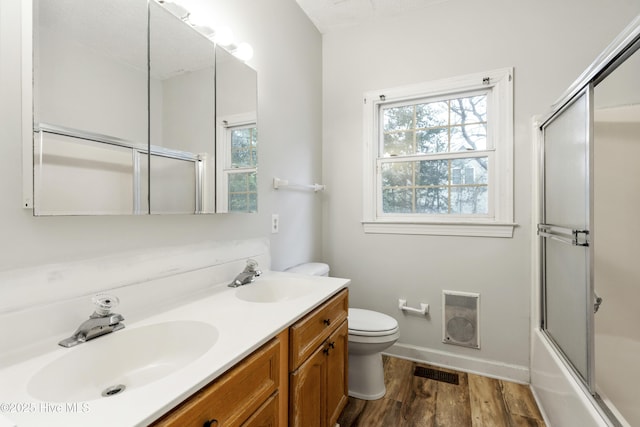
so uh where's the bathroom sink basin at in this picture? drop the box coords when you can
[235,277,315,303]
[28,320,218,402]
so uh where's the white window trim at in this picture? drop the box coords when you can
[216,112,257,213]
[362,68,515,237]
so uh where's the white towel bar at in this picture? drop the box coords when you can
[273,177,325,192]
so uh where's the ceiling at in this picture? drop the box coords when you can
[295,0,452,34]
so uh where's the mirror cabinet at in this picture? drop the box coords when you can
[29,0,257,215]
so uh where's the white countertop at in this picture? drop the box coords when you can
[0,271,349,427]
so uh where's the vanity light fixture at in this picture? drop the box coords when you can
[158,0,189,20]
[156,0,253,61]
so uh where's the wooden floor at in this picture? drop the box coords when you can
[337,356,546,427]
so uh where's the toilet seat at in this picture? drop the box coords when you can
[348,308,399,337]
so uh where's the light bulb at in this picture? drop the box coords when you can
[233,42,254,61]
[213,26,234,46]
[186,12,207,27]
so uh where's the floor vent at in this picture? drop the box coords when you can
[413,366,459,385]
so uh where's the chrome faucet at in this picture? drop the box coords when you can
[228,259,262,287]
[58,294,125,348]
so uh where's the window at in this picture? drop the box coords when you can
[363,68,514,237]
[217,114,257,213]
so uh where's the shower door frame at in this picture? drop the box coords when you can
[538,85,595,393]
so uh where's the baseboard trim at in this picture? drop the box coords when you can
[384,343,530,384]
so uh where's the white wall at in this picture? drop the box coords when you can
[0,0,322,277]
[322,0,640,377]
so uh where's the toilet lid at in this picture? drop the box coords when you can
[348,308,398,334]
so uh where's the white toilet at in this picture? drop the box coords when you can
[285,263,400,400]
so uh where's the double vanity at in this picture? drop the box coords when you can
[0,270,349,427]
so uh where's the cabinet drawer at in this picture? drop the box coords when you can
[241,392,278,427]
[290,289,348,370]
[152,337,280,427]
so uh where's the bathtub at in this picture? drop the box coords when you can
[595,334,640,427]
[531,329,609,427]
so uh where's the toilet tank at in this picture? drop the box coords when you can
[285,262,330,276]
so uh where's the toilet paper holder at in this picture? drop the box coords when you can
[398,299,429,316]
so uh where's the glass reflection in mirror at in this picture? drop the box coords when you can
[32,0,149,215]
[215,47,258,213]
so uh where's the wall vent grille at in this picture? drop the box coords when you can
[442,290,480,349]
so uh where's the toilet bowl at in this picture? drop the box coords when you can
[285,262,400,401]
[348,308,399,400]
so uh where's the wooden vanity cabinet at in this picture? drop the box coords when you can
[150,288,348,427]
[151,332,285,427]
[289,289,349,427]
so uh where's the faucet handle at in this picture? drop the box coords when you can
[92,294,120,316]
[245,259,259,272]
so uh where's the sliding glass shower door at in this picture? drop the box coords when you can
[539,87,595,390]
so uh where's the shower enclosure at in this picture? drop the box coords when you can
[537,16,640,427]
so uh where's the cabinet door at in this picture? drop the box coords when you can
[289,345,327,427]
[326,321,349,427]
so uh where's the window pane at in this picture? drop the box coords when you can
[383,188,413,213]
[451,186,488,214]
[417,160,448,186]
[383,106,414,131]
[382,162,413,187]
[228,171,257,213]
[416,101,448,128]
[381,95,488,157]
[417,128,447,153]
[450,123,487,151]
[231,127,257,167]
[451,157,488,184]
[248,171,257,191]
[416,187,448,214]
[248,193,257,212]
[384,131,414,157]
[450,96,487,125]
[229,193,248,211]
[232,128,251,148]
[229,173,248,192]
[381,157,488,215]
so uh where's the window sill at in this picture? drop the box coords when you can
[362,221,517,238]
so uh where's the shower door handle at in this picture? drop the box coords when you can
[594,292,603,314]
[537,224,590,247]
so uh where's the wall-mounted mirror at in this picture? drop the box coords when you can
[33,0,149,215]
[29,0,257,215]
[215,46,258,213]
